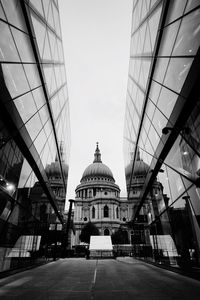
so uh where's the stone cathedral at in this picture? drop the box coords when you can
[73,143,152,246]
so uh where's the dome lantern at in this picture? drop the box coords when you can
[80,143,115,182]
[93,142,102,163]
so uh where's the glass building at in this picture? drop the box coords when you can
[124,0,200,269]
[0,0,70,273]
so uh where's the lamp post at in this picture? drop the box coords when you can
[62,199,74,257]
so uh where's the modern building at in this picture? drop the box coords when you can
[124,0,200,268]
[0,0,70,273]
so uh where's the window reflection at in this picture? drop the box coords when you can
[14,92,37,123]
[1,0,27,31]
[2,63,29,98]
[11,27,35,62]
[164,57,193,94]
[25,113,42,141]
[31,14,46,57]
[0,21,20,62]
[173,8,200,56]
[165,134,200,182]
[23,64,41,90]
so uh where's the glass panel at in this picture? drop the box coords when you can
[1,0,27,31]
[149,81,162,105]
[13,92,37,123]
[139,59,151,89]
[144,22,152,53]
[152,108,168,137]
[166,166,185,203]
[17,159,32,188]
[23,64,41,89]
[31,14,46,57]
[43,65,57,95]
[42,31,52,60]
[34,129,47,155]
[38,105,49,126]
[149,4,162,50]
[42,0,50,20]
[165,0,187,25]
[32,87,46,110]
[156,86,178,120]
[148,125,161,151]
[153,58,170,84]
[52,2,61,37]
[47,2,55,29]
[184,99,200,157]
[0,21,20,62]
[50,94,60,121]
[172,8,200,56]
[185,0,200,13]
[145,100,155,120]
[30,0,44,17]
[0,3,6,19]
[187,186,200,218]
[157,164,172,205]
[2,64,29,98]
[158,19,180,56]
[164,57,193,94]
[43,119,52,138]
[25,113,42,141]
[11,28,35,63]
[165,134,200,181]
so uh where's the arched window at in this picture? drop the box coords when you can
[104,205,109,218]
[116,207,119,218]
[104,228,110,236]
[92,206,95,219]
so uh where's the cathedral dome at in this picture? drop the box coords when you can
[82,162,114,180]
[125,150,149,178]
[45,160,68,178]
[45,144,68,179]
[81,143,114,182]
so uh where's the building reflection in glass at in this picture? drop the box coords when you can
[0,0,70,273]
[124,0,200,270]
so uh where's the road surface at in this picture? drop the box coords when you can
[0,257,200,299]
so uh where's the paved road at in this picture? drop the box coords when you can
[0,257,200,299]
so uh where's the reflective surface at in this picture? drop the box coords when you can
[0,0,70,273]
[124,0,200,270]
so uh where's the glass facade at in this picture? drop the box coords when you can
[0,0,70,273]
[124,0,200,269]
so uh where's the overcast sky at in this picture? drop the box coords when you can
[59,0,132,206]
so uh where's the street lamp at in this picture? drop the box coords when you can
[162,126,191,135]
[62,199,74,257]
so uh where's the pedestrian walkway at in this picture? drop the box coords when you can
[116,256,200,281]
[0,258,200,299]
